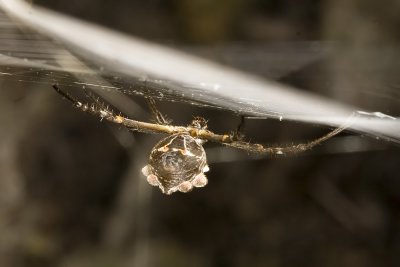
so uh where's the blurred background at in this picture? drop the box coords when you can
[1,0,400,266]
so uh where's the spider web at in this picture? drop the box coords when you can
[1,0,400,145]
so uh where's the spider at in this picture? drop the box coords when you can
[52,84,351,195]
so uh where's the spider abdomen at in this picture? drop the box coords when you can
[142,134,209,194]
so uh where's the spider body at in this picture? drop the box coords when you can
[142,134,209,194]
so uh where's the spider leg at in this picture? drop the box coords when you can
[145,97,170,125]
[231,115,246,141]
[52,84,81,105]
[223,114,355,156]
[52,84,176,135]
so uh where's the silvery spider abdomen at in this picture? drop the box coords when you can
[142,134,209,195]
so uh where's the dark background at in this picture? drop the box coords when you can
[1,0,400,266]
